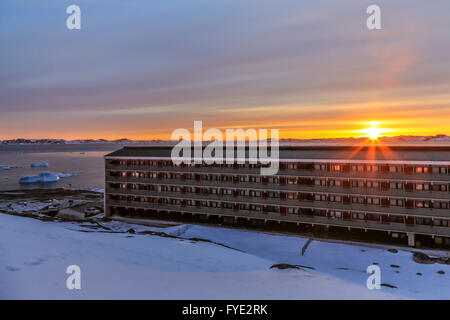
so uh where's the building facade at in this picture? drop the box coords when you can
[105,146,450,248]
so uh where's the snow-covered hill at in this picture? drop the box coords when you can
[0,213,406,300]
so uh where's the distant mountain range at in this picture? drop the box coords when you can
[2,135,450,145]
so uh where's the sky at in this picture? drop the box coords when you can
[1,0,450,140]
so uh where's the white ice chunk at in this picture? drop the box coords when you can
[30,161,48,168]
[19,171,77,184]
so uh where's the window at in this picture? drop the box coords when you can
[416,184,430,191]
[222,202,233,209]
[416,200,431,208]
[315,164,327,171]
[315,194,326,201]
[367,181,379,188]
[390,182,403,189]
[329,180,341,187]
[315,179,326,186]
[434,201,449,209]
[390,199,403,207]
[329,211,342,219]
[268,177,279,184]
[332,164,341,171]
[434,184,447,192]
[249,190,261,197]
[416,166,429,173]
[223,189,233,195]
[329,195,342,202]
[352,196,365,204]
[389,166,399,173]
[367,197,380,205]
[250,204,261,211]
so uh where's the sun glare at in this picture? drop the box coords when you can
[367,127,382,140]
[360,122,389,140]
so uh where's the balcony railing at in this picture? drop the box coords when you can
[104,176,450,202]
[105,163,450,182]
[105,186,450,219]
[105,199,450,237]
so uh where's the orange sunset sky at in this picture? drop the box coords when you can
[1,1,449,140]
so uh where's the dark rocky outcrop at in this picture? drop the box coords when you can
[413,252,450,265]
[270,263,301,270]
[381,283,397,289]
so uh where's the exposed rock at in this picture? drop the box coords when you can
[413,252,435,264]
[387,249,398,254]
[413,252,450,265]
[437,257,450,265]
[381,283,397,289]
[270,263,301,270]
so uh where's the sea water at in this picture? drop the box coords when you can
[0,144,121,191]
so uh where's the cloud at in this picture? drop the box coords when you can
[0,0,449,138]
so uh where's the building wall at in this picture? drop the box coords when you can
[104,158,450,247]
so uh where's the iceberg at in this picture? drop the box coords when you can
[19,171,77,184]
[57,172,78,179]
[20,171,59,183]
[31,161,48,168]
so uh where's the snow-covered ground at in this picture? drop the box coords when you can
[0,212,449,299]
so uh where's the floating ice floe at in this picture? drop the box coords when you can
[84,187,104,193]
[19,171,78,184]
[30,161,48,168]
[0,164,22,170]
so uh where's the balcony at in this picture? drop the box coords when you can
[105,199,450,237]
[105,175,450,201]
[105,186,450,219]
[105,163,450,182]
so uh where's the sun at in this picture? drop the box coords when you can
[359,122,389,140]
[367,126,383,140]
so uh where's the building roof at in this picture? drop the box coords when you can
[105,145,450,163]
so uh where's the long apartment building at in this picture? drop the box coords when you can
[105,145,450,248]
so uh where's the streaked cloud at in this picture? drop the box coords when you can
[0,0,449,139]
